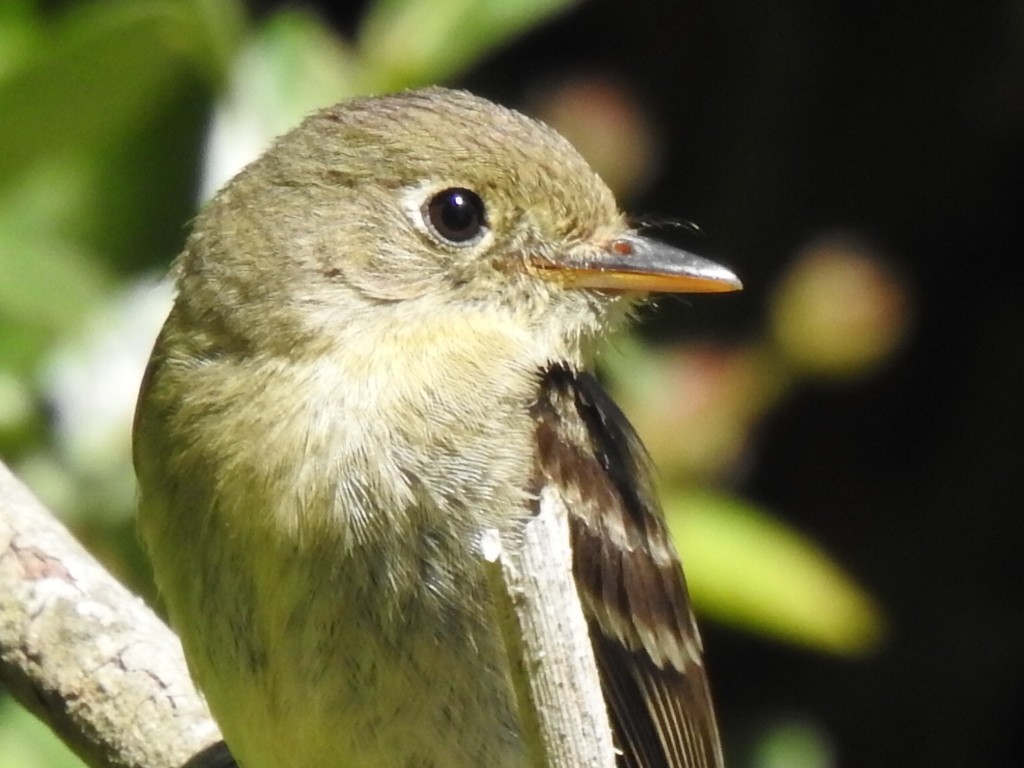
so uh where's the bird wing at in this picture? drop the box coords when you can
[531,364,723,768]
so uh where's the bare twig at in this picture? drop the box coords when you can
[481,487,617,768]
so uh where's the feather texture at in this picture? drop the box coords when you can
[532,363,723,768]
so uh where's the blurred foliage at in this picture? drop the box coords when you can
[0,696,85,768]
[667,490,883,655]
[0,0,933,766]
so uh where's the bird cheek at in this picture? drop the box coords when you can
[344,247,448,302]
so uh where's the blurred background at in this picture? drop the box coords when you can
[1,1,1022,766]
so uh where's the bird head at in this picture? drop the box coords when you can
[172,88,740,363]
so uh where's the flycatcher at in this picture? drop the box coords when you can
[134,87,741,768]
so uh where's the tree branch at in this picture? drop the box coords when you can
[0,459,224,768]
[481,487,617,768]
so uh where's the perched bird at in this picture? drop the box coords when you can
[134,87,740,768]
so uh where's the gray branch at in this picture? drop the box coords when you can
[482,487,617,768]
[0,459,224,768]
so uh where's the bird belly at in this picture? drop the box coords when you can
[184,508,528,768]
[139,328,545,768]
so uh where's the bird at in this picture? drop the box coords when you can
[134,86,741,768]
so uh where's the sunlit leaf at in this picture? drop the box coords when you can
[0,697,85,768]
[201,9,362,196]
[666,488,885,655]
[359,0,579,89]
[0,0,41,78]
[0,228,112,333]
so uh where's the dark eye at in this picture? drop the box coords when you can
[424,187,487,244]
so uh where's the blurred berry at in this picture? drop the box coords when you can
[769,236,911,379]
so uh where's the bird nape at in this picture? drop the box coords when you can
[134,87,740,768]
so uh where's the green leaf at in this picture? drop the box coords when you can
[665,489,885,655]
[0,1,42,79]
[359,0,579,89]
[199,9,364,196]
[0,696,85,768]
[0,153,115,341]
[0,0,247,184]
[0,229,112,334]
[247,10,362,112]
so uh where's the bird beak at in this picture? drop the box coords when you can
[536,233,742,294]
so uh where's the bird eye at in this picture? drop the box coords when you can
[424,188,487,244]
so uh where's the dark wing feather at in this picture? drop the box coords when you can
[532,364,723,768]
[182,741,238,768]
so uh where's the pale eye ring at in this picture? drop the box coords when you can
[423,187,488,245]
